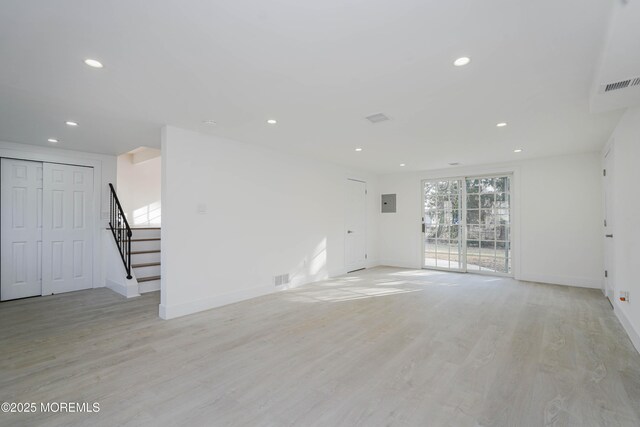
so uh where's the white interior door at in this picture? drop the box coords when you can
[1,159,43,301]
[42,163,94,295]
[603,147,614,302]
[345,179,367,272]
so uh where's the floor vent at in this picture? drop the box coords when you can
[365,113,390,123]
[274,274,290,287]
[601,76,640,93]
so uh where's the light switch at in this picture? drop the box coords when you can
[197,203,207,214]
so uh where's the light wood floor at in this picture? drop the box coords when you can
[1,267,639,426]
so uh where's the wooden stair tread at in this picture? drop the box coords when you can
[137,275,160,283]
[131,238,161,242]
[131,250,161,254]
[132,262,161,268]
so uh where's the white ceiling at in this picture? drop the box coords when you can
[590,0,640,113]
[0,0,629,173]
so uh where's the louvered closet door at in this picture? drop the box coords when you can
[0,159,43,301]
[42,163,94,295]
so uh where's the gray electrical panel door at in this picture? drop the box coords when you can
[381,194,396,213]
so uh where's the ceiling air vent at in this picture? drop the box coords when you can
[600,76,640,93]
[365,113,390,123]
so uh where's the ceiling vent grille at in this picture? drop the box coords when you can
[601,76,640,93]
[365,113,390,123]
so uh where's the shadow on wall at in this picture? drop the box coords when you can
[289,238,327,287]
[133,201,161,226]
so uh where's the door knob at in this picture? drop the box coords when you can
[606,234,613,238]
[347,230,354,234]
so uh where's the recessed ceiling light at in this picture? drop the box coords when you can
[267,119,277,125]
[400,163,406,167]
[514,149,523,153]
[449,162,460,166]
[355,148,363,152]
[47,138,58,143]
[84,59,103,68]
[453,57,471,67]
[65,121,78,126]
[496,122,508,127]
[203,120,217,125]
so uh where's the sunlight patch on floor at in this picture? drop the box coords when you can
[284,285,424,303]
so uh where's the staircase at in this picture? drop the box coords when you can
[108,183,161,296]
[130,227,161,293]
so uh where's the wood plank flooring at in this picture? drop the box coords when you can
[1,267,639,426]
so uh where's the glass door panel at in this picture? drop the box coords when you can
[423,179,464,271]
[464,175,512,275]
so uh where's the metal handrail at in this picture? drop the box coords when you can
[108,183,132,279]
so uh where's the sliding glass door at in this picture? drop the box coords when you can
[423,175,512,276]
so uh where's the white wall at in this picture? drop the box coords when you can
[117,153,161,226]
[379,152,603,288]
[607,106,640,352]
[0,140,117,290]
[160,126,379,319]
[103,230,139,298]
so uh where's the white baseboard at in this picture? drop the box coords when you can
[365,259,380,269]
[159,285,273,320]
[614,305,640,355]
[518,273,602,289]
[106,278,140,298]
[378,260,422,270]
[376,265,602,290]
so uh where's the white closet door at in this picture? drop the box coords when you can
[42,163,94,295]
[345,179,367,272]
[1,159,43,301]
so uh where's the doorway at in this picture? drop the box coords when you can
[423,174,512,276]
[345,179,367,273]
[603,145,614,302]
[1,158,94,301]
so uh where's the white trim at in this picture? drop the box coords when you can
[159,285,272,320]
[344,178,367,273]
[519,273,602,289]
[365,259,380,269]
[106,278,140,298]
[0,143,108,292]
[614,305,640,355]
[379,260,421,269]
[601,140,615,299]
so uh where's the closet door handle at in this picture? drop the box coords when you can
[605,234,613,238]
